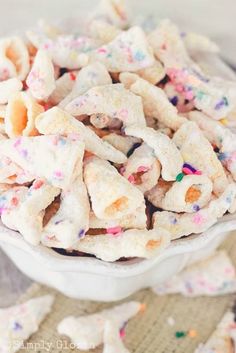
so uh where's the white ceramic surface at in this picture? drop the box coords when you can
[0,215,236,301]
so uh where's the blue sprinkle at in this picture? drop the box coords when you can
[226,196,232,204]
[218,152,228,161]
[59,137,67,146]
[134,50,145,61]
[170,96,178,106]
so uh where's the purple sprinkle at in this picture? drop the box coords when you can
[183,163,196,172]
[78,229,85,238]
[215,100,225,111]
[193,204,200,212]
[171,217,177,225]
[13,322,22,331]
[180,32,186,38]
[20,149,28,158]
[55,220,63,225]
[170,96,178,106]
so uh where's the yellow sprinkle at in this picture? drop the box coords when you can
[188,329,197,338]
[220,118,228,125]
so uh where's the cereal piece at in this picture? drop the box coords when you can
[74,227,170,261]
[146,179,172,208]
[0,78,22,104]
[152,250,236,296]
[1,180,60,245]
[35,107,127,163]
[89,26,155,72]
[88,20,121,43]
[0,155,35,185]
[0,135,85,189]
[0,36,30,80]
[102,134,141,155]
[89,201,147,230]
[26,49,56,100]
[148,19,190,68]
[188,111,236,181]
[57,301,141,350]
[27,31,95,69]
[194,311,236,353]
[137,60,165,85]
[41,178,90,248]
[5,92,44,137]
[91,0,130,29]
[103,321,130,353]
[49,71,77,105]
[148,20,236,120]
[84,157,144,219]
[60,62,112,108]
[125,125,183,181]
[0,295,54,353]
[183,32,219,55]
[120,73,187,131]
[153,183,236,239]
[160,174,213,213]
[65,83,146,128]
[122,143,161,193]
[173,121,228,195]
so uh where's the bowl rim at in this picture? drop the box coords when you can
[0,214,236,277]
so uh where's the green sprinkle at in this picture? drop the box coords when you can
[223,96,229,106]
[176,173,184,182]
[196,91,205,100]
[175,331,187,338]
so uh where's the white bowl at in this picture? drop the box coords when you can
[0,214,236,302]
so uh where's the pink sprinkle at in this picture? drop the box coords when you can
[119,108,128,119]
[166,68,178,80]
[53,171,63,179]
[106,226,122,235]
[119,167,126,175]
[128,175,135,184]
[182,167,194,175]
[11,197,18,207]
[185,91,194,101]
[193,213,205,225]
[137,166,150,173]
[119,328,126,339]
[175,84,184,93]
[33,179,44,190]
[194,170,202,175]
[224,267,235,274]
[68,133,80,141]
[69,72,76,81]
[97,47,107,54]
[13,138,21,148]
[51,136,59,145]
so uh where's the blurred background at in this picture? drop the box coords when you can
[0,0,235,66]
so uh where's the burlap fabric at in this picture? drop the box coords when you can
[17,233,236,353]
